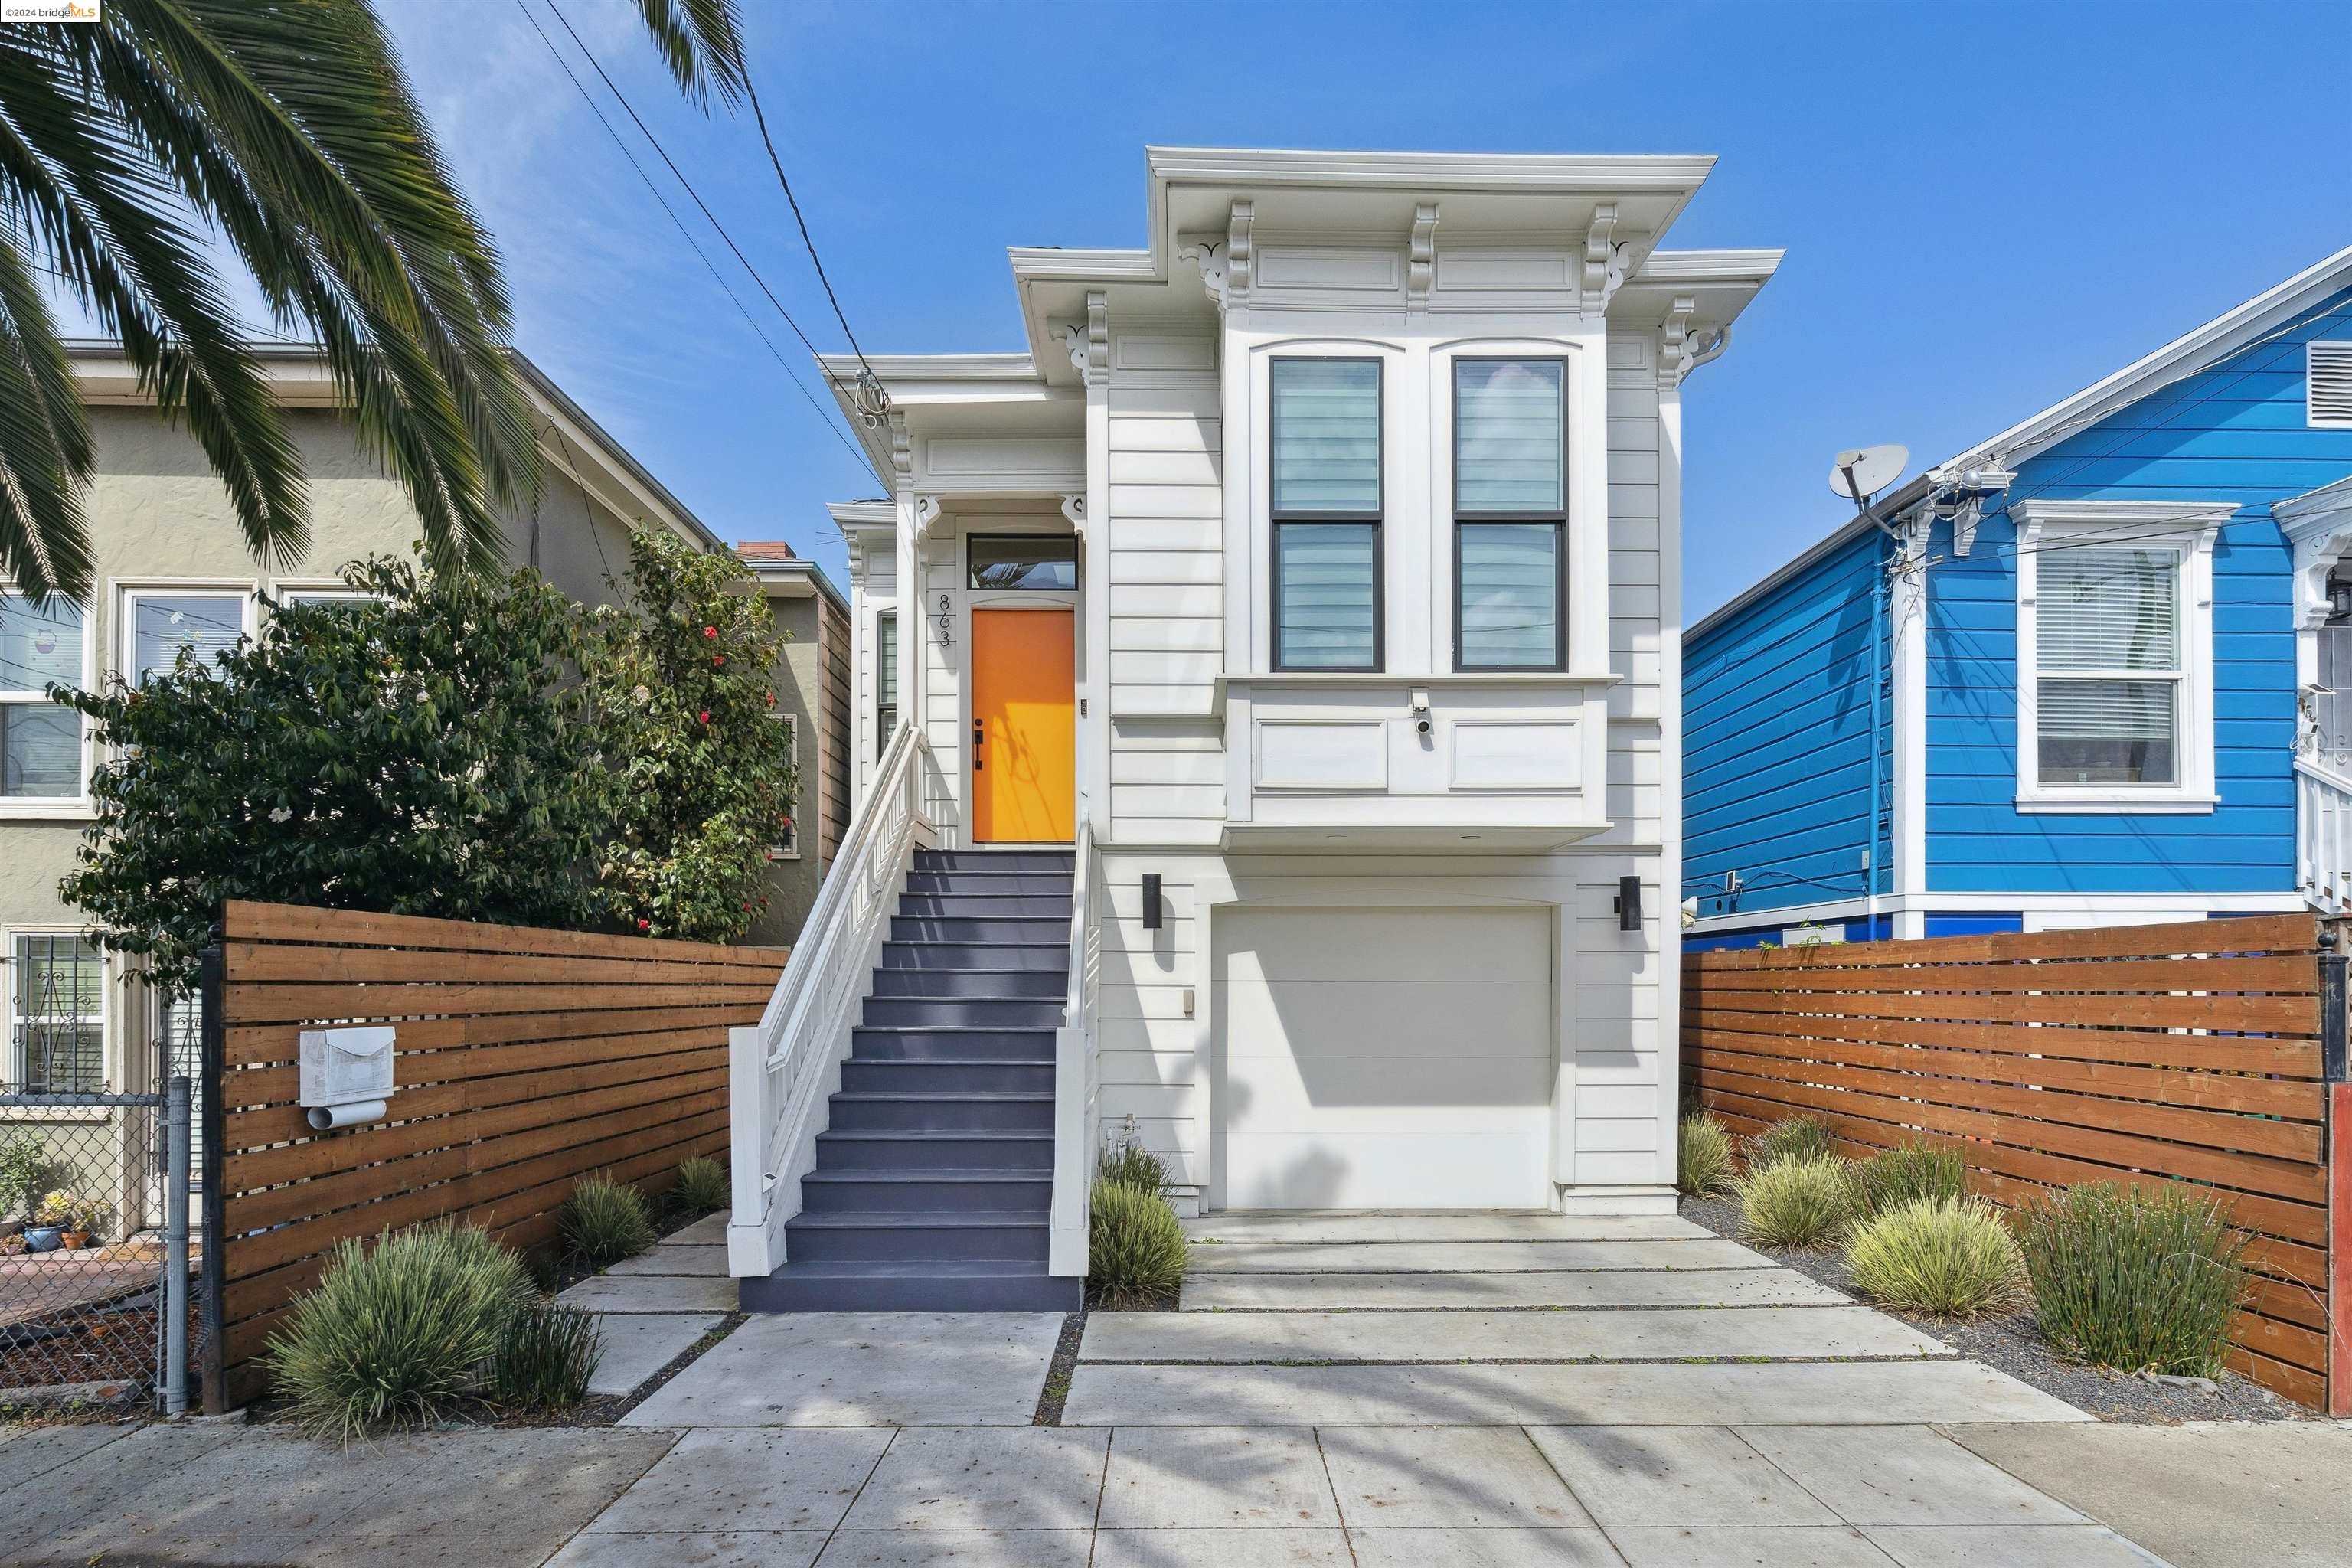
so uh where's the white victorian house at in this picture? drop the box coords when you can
[728,147,1777,1311]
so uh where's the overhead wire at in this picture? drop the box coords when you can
[514,0,871,474]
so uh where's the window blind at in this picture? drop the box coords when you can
[1275,522,1379,669]
[1271,361,1380,515]
[2037,549,2176,671]
[1458,523,1561,668]
[132,595,243,688]
[1455,360,1563,514]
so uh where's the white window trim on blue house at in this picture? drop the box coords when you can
[2012,499,2232,815]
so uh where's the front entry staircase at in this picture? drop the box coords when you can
[739,848,1085,1312]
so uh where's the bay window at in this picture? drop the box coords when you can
[1270,358,1382,671]
[1453,358,1566,671]
[0,593,84,804]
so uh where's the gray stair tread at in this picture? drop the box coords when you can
[786,1210,1049,1229]
[767,1259,1058,1278]
[818,1129,1050,1142]
[847,1057,1056,1066]
[802,1169,1051,1184]
[885,941,1068,949]
[832,1091,1054,1102]
[874,967,1068,975]
[856,1025,1056,1034]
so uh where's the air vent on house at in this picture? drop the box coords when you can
[2311,341,2352,430]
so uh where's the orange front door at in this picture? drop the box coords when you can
[970,609,1076,843]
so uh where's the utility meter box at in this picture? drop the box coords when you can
[298,1025,395,1130]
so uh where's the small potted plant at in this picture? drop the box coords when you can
[64,1195,111,1250]
[24,1191,70,1253]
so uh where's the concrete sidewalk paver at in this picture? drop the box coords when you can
[1181,1266,1847,1310]
[609,1242,730,1276]
[1529,1424,1840,1527]
[1084,1305,1949,1362]
[1186,1237,1768,1273]
[583,1428,891,1534]
[1608,1524,1896,1565]
[1318,1425,1590,1528]
[550,1530,828,1566]
[1063,1359,2088,1427]
[839,1426,1110,1531]
[589,1311,726,1395]
[1861,1524,2169,1566]
[816,1530,1093,1566]
[1740,1425,2086,1528]
[622,1312,1062,1427]
[0,1422,130,1492]
[1098,1426,1338,1528]
[1942,1420,2352,1567]
[1184,1212,1709,1244]
[560,1272,738,1312]
[1349,1525,1625,1566]
[1089,1528,1354,1565]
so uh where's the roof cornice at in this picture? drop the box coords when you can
[1144,145,1717,192]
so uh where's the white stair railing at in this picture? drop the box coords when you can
[729,724,939,1276]
[1047,809,1101,1278]
[2296,757,2352,916]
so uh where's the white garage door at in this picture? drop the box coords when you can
[1215,906,1554,1210]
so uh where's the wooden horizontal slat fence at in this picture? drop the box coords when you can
[201,900,788,1409]
[1683,913,2336,1408]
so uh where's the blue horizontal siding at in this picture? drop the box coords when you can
[1685,528,1888,920]
[1922,284,2352,897]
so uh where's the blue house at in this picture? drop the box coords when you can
[1684,247,2352,949]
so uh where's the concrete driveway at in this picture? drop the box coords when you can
[9,1210,2277,1566]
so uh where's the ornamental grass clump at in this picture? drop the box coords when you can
[2017,1182,2250,1378]
[1743,1114,1836,1167]
[1098,1138,1169,1198]
[1733,1152,1855,1250]
[1088,1176,1189,1308]
[1846,1196,2028,1319]
[1853,1140,1968,1223]
[672,1156,729,1214]
[263,1224,533,1440]
[560,1174,656,1266]
[488,1301,603,1409]
[1678,1114,1735,1197]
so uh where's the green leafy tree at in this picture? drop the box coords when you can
[55,557,616,987]
[584,528,795,942]
[0,0,746,601]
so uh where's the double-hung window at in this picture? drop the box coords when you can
[2015,501,2224,810]
[1270,358,1382,671]
[0,593,85,806]
[125,590,247,688]
[874,611,899,751]
[1452,358,1567,671]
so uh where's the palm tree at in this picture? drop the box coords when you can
[0,0,746,603]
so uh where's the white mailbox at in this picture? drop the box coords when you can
[299,1024,395,1130]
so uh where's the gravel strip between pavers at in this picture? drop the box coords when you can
[1680,1194,2313,1423]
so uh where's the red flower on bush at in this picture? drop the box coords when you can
[702,626,717,639]
[697,710,710,724]
[712,655,725,667]
[636,917,651,931]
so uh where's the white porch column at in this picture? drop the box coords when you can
[1651,302,1690,1188]
[1890,508,1930,939]
[1068,291,1112,841]
[888,413,925,754]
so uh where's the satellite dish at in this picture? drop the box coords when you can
[1829,444,1909,502]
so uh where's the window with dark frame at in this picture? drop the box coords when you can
[968,534,1078,592]
[1452,358,1567,672]
[874,612,898,756]
[1270,358,1383,671]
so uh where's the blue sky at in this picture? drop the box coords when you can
[380,0,2350,616]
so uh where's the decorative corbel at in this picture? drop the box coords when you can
[1059,493,1086,538]
[1582,204,1623,312]
[1686,325,1730,375]
[1225,199,1254,299]
[1178,239,1227,307]
[911,496,941,541]
[887,412,913,492]
[1406,202,1439,305]
[1658,296,1696,391]
[1060,290,1109,389]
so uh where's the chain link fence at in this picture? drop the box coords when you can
[0,952,203,1412]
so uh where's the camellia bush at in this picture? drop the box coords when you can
[583,528,796,942]
[57,557,616,988]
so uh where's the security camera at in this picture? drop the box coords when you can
[1414,714,1432,737]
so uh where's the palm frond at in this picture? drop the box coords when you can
[0,238,92,599]
[630,0,748,108]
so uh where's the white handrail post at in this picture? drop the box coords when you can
[1048,812,1097,1278]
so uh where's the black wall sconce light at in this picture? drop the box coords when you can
[1142,873,1164,930]
[1615,874,1643,933]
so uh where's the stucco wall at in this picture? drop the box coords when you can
[747,591,826,944]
